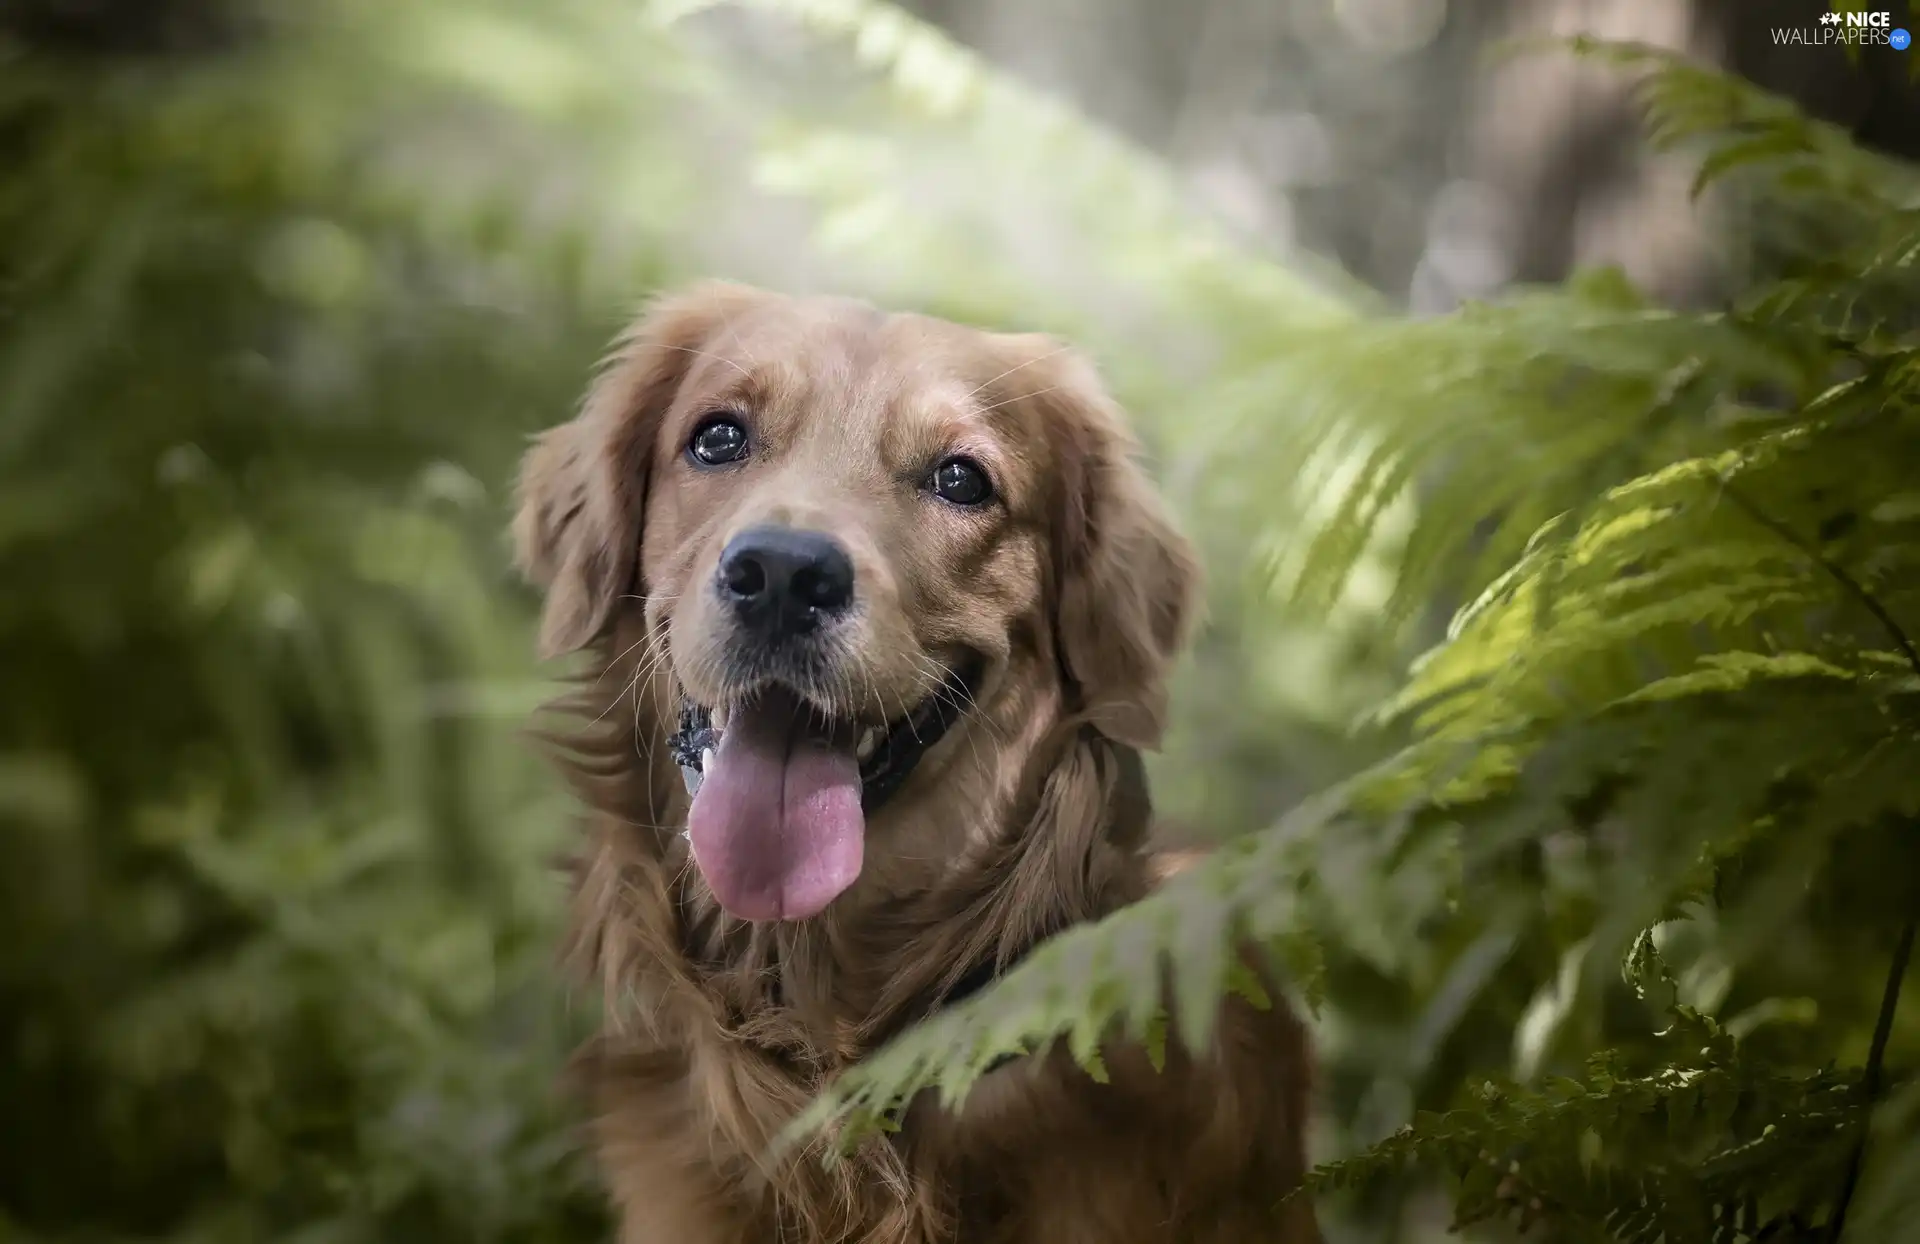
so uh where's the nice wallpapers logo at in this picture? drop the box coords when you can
[1773,8,1912,49]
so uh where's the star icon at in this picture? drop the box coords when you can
[1820,10,1842,23]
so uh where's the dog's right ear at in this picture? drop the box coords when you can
[1011,341,1202,750]
[512,281,769,659]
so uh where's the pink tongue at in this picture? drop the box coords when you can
[685,690,865,922]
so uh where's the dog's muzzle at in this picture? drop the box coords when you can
[666,658,981,817]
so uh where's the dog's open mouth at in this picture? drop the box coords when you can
[666,659,980,922]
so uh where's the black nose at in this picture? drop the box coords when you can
[717,526,856,638]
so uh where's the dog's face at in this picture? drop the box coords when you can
[514,283,1197,923]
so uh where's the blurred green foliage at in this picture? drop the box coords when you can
[4,2,1917,1243]
[0,2,685,1238]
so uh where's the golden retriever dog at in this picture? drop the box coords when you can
[513,281,1320,1244]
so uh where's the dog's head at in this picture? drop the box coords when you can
[514,282,1198,922]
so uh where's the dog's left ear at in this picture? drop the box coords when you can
[513,280,772,659]
[1006,338,1202,749]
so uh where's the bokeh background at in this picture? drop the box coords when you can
[3,0,1915,1240]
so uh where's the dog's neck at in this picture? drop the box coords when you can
[686,718,1154,1059]
[552,639,1155,1067]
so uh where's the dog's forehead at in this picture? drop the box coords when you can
[686,299,1029,445]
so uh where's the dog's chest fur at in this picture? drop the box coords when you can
[564,735,1319,1244]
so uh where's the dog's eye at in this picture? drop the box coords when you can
[930,456,993,507]
[688,415,749,467]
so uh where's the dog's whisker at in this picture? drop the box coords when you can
[911,652,1008,749]
[593,630,656,688]
[589,673,641,728]
[654,342,752,381]
[887,678,923,749]
[593,626,670,728]
[714,309,760,370]
[861,668,885,733]
[959,342,1072,403]
[973,382,1065,417]
[627,641,673,773]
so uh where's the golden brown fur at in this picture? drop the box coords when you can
[514,282,1320,1243]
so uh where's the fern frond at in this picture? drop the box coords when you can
[1366,402,1920,753]
[1230,40,1920,637]
[1298,1007,1859,1239]
[782,799,1333,1156]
